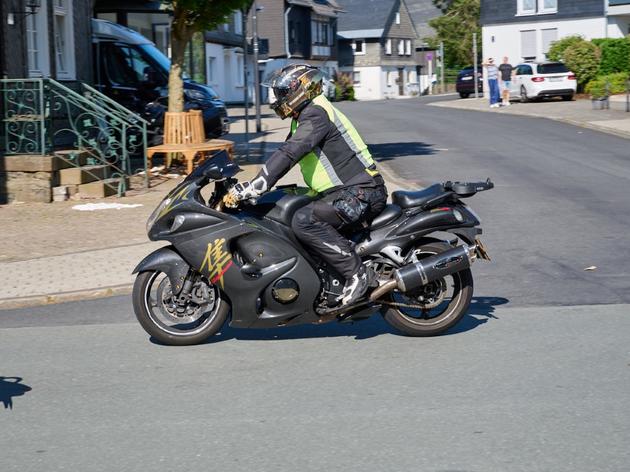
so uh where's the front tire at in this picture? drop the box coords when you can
[459,92,470,99]
[520,86,530,103]
[381,243,474,336]
[133,270,229,345]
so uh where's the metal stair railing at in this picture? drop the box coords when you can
[1,78,150,194]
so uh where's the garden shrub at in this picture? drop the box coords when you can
[563,41,601,90]
[333,73,356,101]
[591,38,630,75]
[547,35,585,62]
[585,72,630,97]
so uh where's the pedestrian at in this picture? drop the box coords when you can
[498,56,513,106]
[483,57,500,108]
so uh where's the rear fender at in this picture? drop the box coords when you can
[132,246,190,295]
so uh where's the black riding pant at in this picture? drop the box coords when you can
[291,184,387,280]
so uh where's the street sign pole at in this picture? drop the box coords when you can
[473,32,479,99]
[439,41,445,94]
[253,3,262,133]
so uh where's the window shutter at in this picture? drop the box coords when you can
[541,28,557,55]
[520,30,537,60]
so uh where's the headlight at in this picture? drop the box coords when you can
[184,89,208,101]
[146,197,172,233]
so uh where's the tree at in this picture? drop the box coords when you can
[547,35,584,62]
[563,41,601,91]
[427,0,480,68]
[432,0,454,13]
[162,0,251,112]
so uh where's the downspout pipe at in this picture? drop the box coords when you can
[284,5,292,59]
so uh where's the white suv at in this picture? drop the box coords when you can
[509,62,577,102]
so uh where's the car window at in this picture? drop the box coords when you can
[103,43,160,87]
[517,65,533,75]
[538,63,569,74]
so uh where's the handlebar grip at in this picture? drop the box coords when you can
[222,193,239,208]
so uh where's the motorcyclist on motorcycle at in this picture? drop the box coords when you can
[228,64,388,306]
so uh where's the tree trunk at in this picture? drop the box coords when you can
[168,24,193,113]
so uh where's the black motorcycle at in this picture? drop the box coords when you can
[132,152,493,345]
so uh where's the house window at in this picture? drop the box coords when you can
[408,70,416,83]
[352,39,365,55]
[405,39,412,56]
[207,56,216,83]
[395,12,400,24]
[53,0,75,79]
[397,39,404,55]
[518,0,556,15]
[236,54,244,86]
[312,20,332,46]
[541,28,558,56]
[520,29,537,61]
[353,71,361,85]
[26,14,41,75]
[223,22,230,32]
[234,11,243,35]
[385,39,392,55]
[518,0,536,14]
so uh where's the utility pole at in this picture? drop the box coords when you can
[242,7,250,160]
[252,3,262,133]
[473,32,479,99]
[439,41,445,94]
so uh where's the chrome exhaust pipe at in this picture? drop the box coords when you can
[370,245,476,301]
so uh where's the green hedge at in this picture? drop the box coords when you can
[591,38,630,75]
[585,72,630,97]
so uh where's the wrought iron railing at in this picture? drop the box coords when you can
[1,78,150,193]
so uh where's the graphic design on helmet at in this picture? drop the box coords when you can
[262,64,323,119]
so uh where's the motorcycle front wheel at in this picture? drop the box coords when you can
[381,242,473,336]
[132,270,229,345]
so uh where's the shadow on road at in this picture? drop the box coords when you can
[0,377,32,410]
[368,142,436,161]
[149,296,507,345]
[445,296,509,335]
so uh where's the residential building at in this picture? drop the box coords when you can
[337,0,419,100]
[481,0,630,64]
[250,0,343,101]
[0,0,94,81]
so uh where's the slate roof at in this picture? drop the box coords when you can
[404,0,441,39]
[336,0,397,32]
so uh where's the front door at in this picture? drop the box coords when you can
[398,68,405,95]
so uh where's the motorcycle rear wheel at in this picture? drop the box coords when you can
[381,242,473,336]
[133,270,229,345]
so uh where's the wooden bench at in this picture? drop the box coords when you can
[147,110,234,174]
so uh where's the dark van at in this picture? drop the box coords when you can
[92,19,229,144]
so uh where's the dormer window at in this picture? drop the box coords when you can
[352,39,365,55]
[385,39,392,55]
[395,12,400,24]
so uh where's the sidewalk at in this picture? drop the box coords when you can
[0,105,409,309]
[430,96,630,139]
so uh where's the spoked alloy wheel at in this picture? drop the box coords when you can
[132,270,229,345]
[382,243,473,336]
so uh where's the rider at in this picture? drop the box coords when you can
[228,64,387,306]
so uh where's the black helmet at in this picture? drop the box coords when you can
[263,64,323,119]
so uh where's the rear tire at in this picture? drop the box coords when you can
[133,270,229,346]
[381,243,474,336]
[459,92,470,99]
[520,86,529,103]
[562,94,574,101]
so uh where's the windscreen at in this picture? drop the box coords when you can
[538,63,569,74]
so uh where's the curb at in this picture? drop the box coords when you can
[428,100,630,140]
[0,284,133,311]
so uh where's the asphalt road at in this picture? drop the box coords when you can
[2,97,630,471]
[336,96,630,308]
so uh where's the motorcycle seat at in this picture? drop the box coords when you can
[370,204,402,229]
[391,184,449,209]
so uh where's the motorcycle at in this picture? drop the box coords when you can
[132,151,493,345]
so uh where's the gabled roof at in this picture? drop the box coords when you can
[336,0,397,32]
[287,0,344,17]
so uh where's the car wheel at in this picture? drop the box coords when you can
[562,94,574,101]
[520,86,529,103]
[459,92,470,99]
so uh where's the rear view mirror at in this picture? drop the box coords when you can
[205,166,223,180]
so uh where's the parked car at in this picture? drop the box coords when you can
[509,62,576,102]
[456,66,483,98]
[92,19,229,145]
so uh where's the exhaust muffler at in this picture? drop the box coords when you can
[370,245,476,301]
